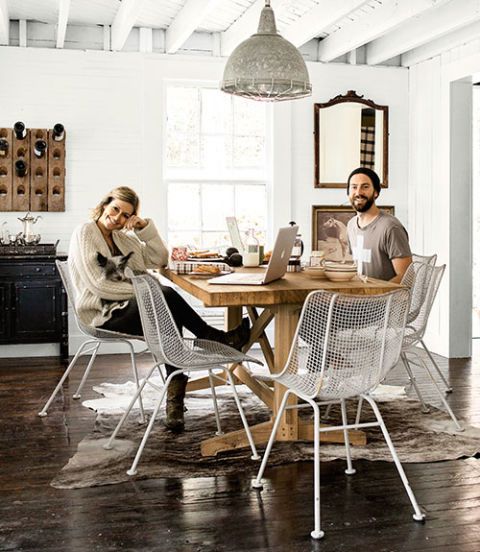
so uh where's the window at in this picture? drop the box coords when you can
[165,85,269,250]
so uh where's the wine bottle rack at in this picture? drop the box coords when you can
[0,128,13,211]
[0,126,66,212]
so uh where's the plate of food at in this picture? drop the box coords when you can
[187,250,224,262]
[188,264,232,277]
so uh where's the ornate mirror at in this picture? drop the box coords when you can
[314,90,388,188]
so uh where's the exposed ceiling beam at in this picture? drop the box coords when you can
[165,0,221,54]
[317,0,450,63]
[367,0,480,65]
[0,0,9,45]
[220,0,264,57]
[111,0,145,51]
[19,19,27,47]
[283,0,370,48]
[56,0,71,49]
[401,18,480,67]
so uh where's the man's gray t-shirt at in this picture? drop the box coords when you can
[347,211,411,281]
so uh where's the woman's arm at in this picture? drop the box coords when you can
[132,219,169,268]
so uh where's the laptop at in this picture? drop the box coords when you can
[226,216,245,254]
[209,225,298,286]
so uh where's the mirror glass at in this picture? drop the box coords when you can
[314,91,388,188]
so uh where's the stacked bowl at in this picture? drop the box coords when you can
[324,261,357,282]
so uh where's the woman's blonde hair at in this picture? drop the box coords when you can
[91,186,140,221]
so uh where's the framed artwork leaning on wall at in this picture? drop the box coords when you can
[312,205,395,262]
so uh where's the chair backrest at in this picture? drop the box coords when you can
[401,261,434,324]
[127,270,187,366]
[284,288,410,399]
[56,259,93,333]
[404,264,446,341]
[412,253,437,266]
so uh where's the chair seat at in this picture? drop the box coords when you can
[165,338,261,369]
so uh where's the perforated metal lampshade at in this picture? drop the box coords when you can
[221,1,312,102]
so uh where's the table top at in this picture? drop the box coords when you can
[159,267,402,307]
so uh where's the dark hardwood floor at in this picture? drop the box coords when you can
[1,345,480,552]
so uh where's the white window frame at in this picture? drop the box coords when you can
[163,79,273,249]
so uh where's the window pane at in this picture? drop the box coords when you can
[235,185,267,242]
[232,135,265,168]
[166,88,200,167]
[233,96,265,137]
[201,231,230,249]
[169,230,202,249]
[201,88,229,135]
[202,184,234,230]
[168,183,200,229]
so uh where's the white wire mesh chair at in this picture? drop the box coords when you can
[104,270,263,476]
[405,255,452,391]
[252,288,425,540]
[412,252,437,266]
[400,263,462,430]
[38,260,145,420]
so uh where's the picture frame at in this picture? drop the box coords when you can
[311,205,395,262]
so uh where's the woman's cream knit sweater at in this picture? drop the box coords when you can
[68,219,169,328]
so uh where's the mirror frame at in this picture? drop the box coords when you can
[314,90,389,189]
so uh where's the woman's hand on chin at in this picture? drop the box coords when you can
[124,215,147,231]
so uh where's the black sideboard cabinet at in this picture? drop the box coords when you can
[0,253,68,361]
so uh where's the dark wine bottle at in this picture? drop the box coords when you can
[14,121,27,140]
[0,138,9,156]
[34,139,47,158]
[15,160,27,177]
[52,123,65,141]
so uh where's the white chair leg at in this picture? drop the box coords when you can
[73,342,101,398]
[401,353,430,413]
[310,400,324,540]
[126,370,185,476]
[355,397,364,425]
[252,390,291,488]
[209,371,223,436]
[323,403,333,420]
[420,339,453,392]
[104,363,159,450]
[226,370,259,460]
[341,399,356,475]
[416,356,463,431]
[362,395,425,522]
[38,340,96,416]
[124,339,145,423]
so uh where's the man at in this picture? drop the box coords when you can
[346,167,412,283]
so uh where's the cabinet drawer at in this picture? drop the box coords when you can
[0,264,57,278]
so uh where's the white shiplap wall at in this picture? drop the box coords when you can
[408,41,480,357]
[0,47,409,358]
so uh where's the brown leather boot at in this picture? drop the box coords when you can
[165,374,188,433]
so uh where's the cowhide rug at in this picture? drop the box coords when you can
[50,379,480,489]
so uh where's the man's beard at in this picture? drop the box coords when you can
[350,195,375,213]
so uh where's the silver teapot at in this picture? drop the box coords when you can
[18,212,42,244]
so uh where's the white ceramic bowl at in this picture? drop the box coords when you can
[324,270,357,282]
[324,261,357,272]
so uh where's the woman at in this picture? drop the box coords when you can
[68,186,250,432]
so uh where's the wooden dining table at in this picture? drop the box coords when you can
[159,266,402,457]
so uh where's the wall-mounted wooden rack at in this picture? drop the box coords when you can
[0,125,66,212]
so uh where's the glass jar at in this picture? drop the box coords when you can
[310,250,325,268]
[243,228,260,267]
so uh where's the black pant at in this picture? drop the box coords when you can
[100,284,214,377]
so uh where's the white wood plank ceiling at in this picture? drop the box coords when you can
[1,0,479,67]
